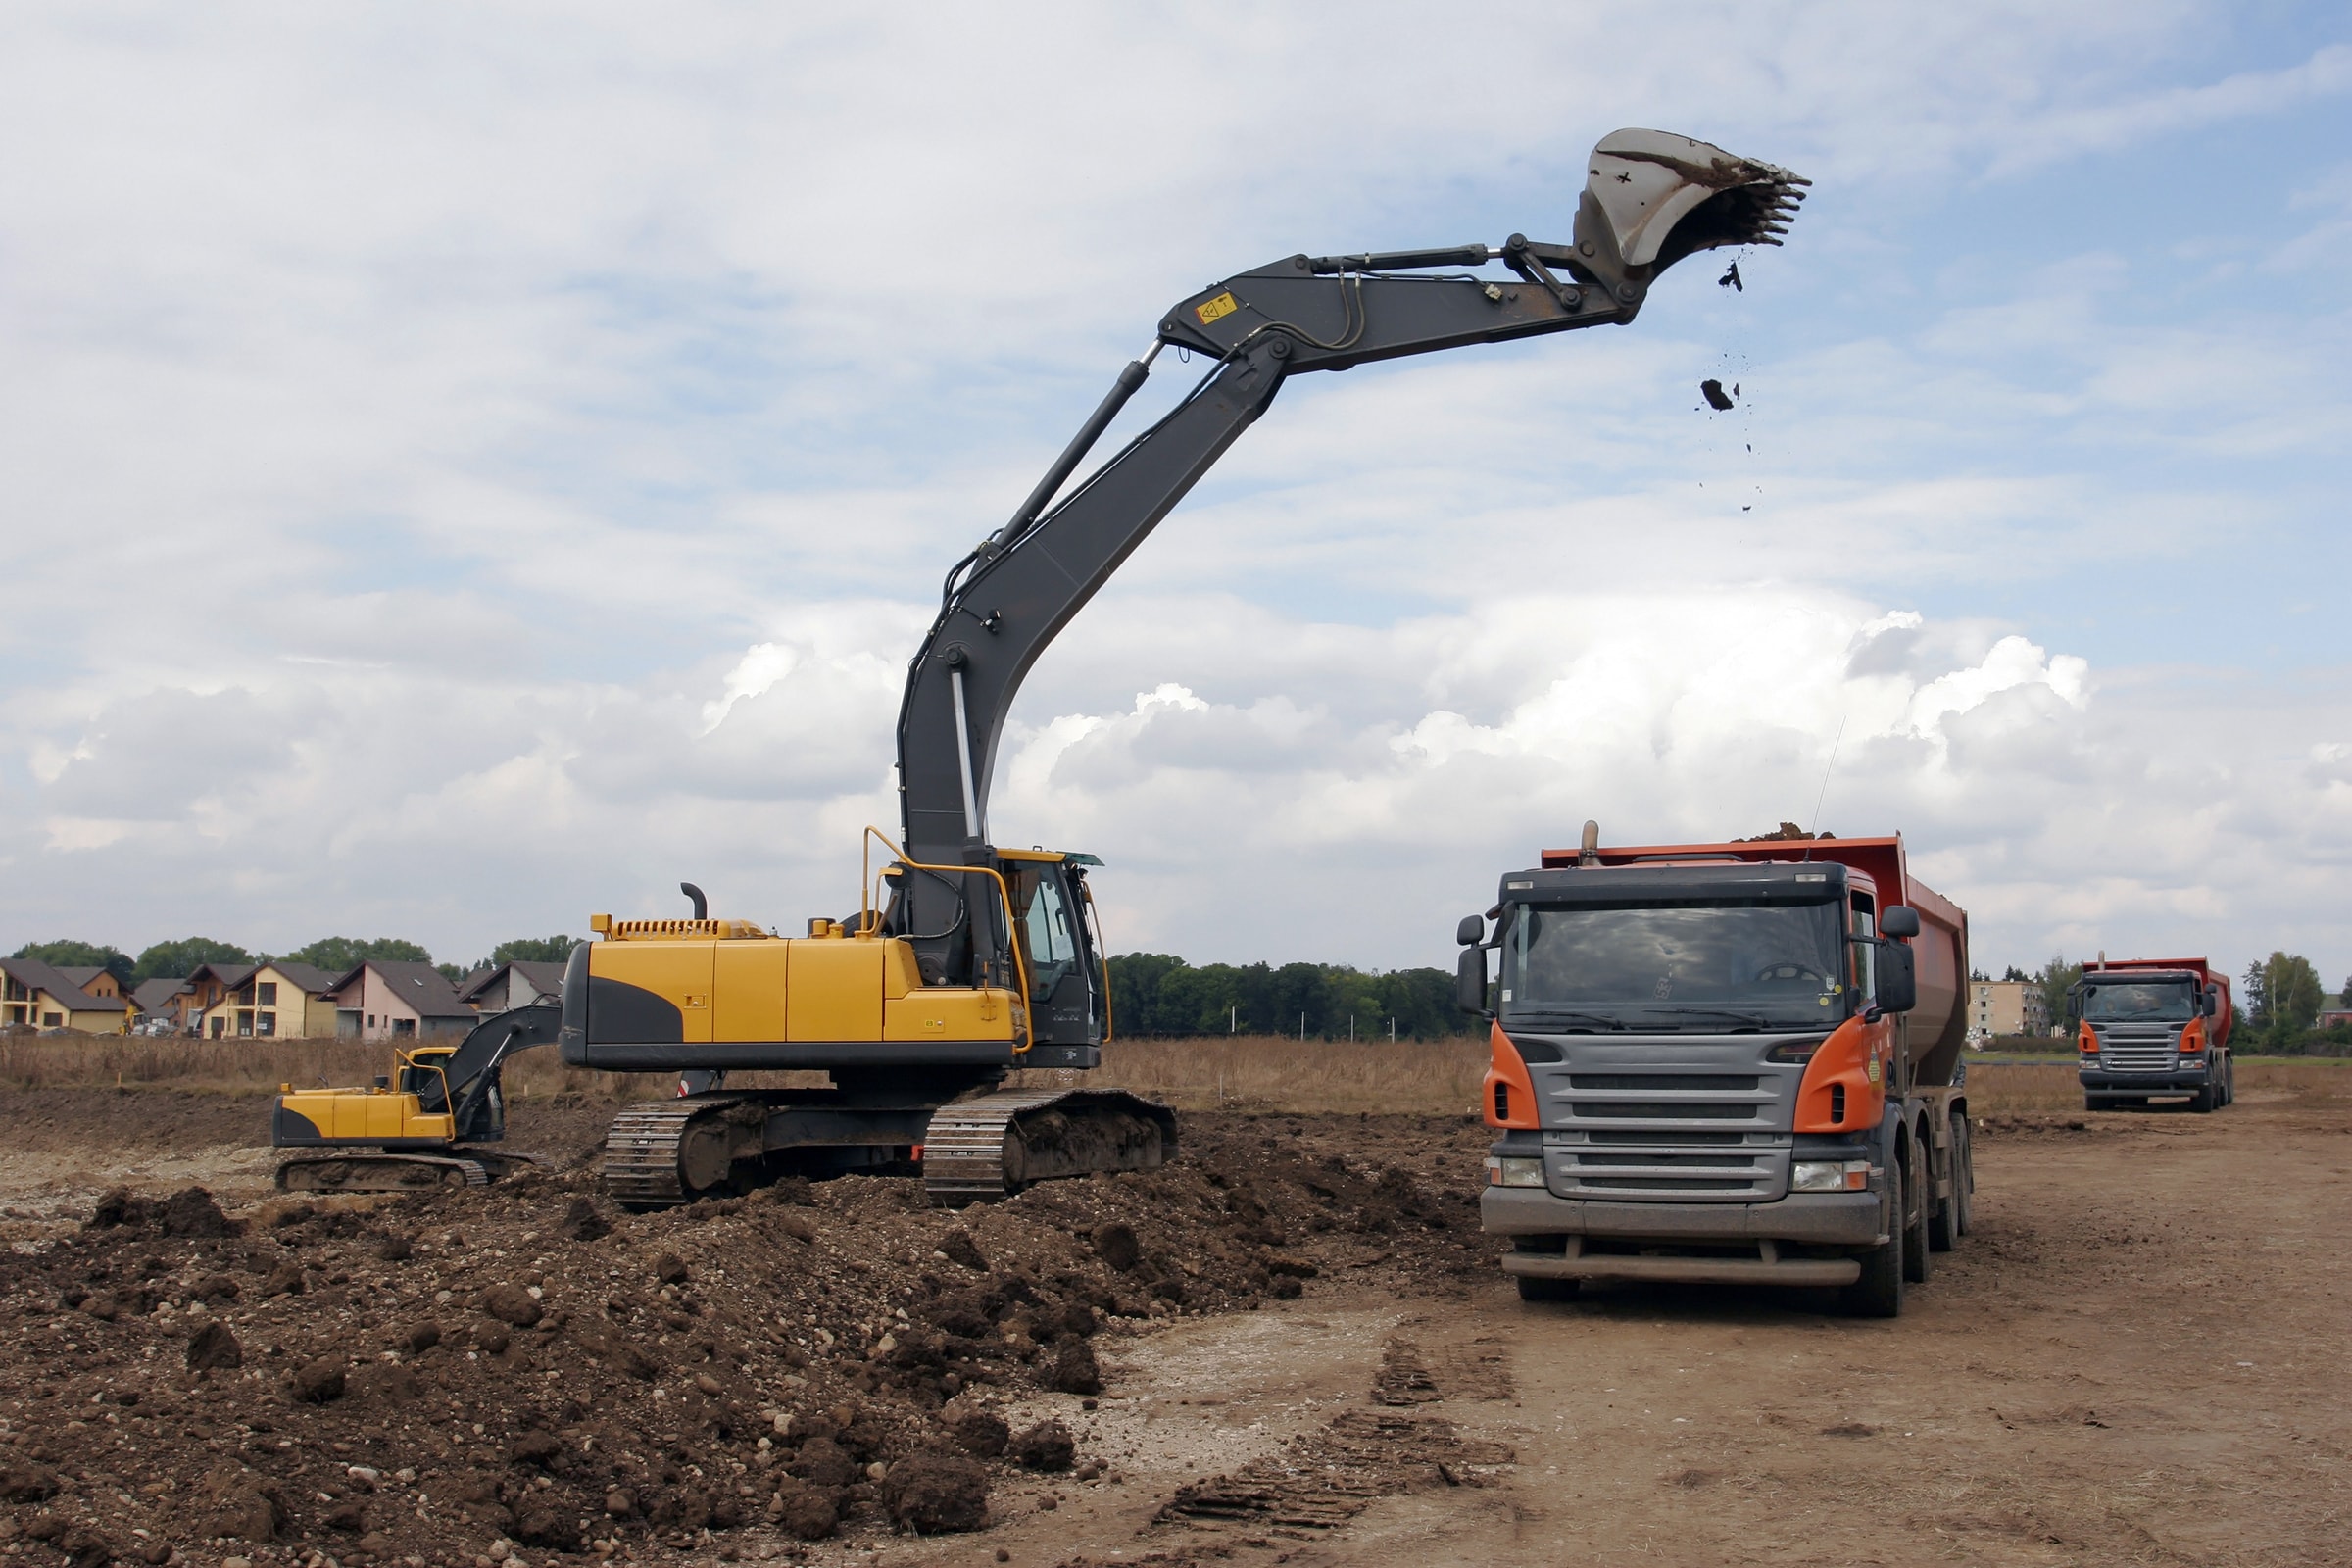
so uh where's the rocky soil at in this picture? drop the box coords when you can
[0,1106,1490,1568]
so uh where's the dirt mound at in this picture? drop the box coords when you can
[0,1108,1489,1561]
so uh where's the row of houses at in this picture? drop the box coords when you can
[0,956,567,1043]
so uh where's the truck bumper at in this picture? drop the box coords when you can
[2081,1068,2207,1091]
[1480,1186,1883,1286]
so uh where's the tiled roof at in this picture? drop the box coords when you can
[327,960,476,1019]
[0,957,127,1011]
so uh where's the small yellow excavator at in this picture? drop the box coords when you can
[554,128,1808,1210]
[270,1005,561,1191]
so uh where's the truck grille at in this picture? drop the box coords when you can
[1520,1035,1803,1200]
[1545,1147,1779,1198]
[2095,1025,2180,1072]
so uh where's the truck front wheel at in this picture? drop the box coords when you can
[2189,1081,2218,1113]
[1838,1165,1905,1318]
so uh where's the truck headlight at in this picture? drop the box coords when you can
[1791,1159,1872,1192]
[1485,1156,1545,1188]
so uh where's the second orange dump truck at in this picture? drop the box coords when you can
[1459,826,1974,1317]
[2073,956,2234,1113]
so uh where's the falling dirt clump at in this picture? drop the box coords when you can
[881,1450,991,1532]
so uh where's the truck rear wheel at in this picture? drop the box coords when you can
[1901,1132,1932,1284]
[1838,1164,1904,1318]
[1929,1110,1971,1250]
[1950,1111,1974,1237]
[1515,1275,1581,1302]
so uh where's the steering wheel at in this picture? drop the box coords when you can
[1752,962,1828,984]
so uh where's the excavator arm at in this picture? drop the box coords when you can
[893,129,1806,985]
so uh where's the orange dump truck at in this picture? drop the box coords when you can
[2073,957,2234,1113]
[1456,827,1974,1317]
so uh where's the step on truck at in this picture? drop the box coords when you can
[2073,957,2233,1113]
[1458,826,1975,1317]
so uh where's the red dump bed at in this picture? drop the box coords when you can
[1538,835,1973,1087]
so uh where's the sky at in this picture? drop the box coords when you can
[3,3,2349,984]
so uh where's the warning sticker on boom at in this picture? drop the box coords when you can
[1194,291,1240,326]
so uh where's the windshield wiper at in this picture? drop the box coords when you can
[1636,1005,1772,1030]
[1504,1009,1628,1032]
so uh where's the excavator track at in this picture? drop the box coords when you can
[601,1100,710,1210]
[922,1088,1177,1206]
[601,1094,779,1211]
[274,1153,490,1194]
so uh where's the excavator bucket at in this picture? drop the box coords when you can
[1578,129,1808,275]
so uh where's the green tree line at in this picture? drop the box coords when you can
[9,934,579,987]
[1106,954,1474,1040]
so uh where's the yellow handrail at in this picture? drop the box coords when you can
[861,826,1034,1054]
[393,1048,455,1122]
[1082,879,1112,1046]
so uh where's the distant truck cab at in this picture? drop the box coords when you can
[2071,958,2233,1113]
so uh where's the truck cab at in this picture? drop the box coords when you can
[2073,960,2232,1113]
[1464,831,1974,1317]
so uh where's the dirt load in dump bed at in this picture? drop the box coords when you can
[1,1077,2348,1567]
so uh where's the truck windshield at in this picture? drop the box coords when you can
[1500,901,1847,1030]
[2082,981,2195,1021]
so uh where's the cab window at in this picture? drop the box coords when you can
[1850,897,1877,1004]
[1009,868,1079,1002]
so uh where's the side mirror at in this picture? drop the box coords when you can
[1455,914,1485,947]
[1455,947,1490,1015]
[2204,987,2220,1018]
[1876,941,1918,1014]
[1880,905,1921,939]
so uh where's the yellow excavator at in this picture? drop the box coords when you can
[281,128,1806,1208]
[270,1005,560,1190]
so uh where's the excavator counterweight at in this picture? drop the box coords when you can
[560,129,1805,1209]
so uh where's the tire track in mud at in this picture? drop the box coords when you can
[1055,1330,1517,1566]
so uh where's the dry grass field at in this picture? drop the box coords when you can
[10,1029,2342,1121]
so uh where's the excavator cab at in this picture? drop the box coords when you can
[998,850,1109,1048]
